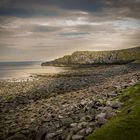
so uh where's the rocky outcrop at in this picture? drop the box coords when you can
[42,46,140,66]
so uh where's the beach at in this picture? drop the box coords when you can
[0,64,140,140]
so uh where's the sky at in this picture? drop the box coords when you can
[0,0,140,61]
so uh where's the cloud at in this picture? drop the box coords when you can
[0,0,104,17]
[0,0,139,61]
[0,0,139,19]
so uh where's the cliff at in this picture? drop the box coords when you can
[42,46,140,66]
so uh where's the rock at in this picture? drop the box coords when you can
[95,101,102,107]
[95,113,106,120]
[80,100,87,106]
[56,129,63,134]
[72,135,83,140]
[89,121,98,128]
[95,113,107,125]
[98,99,105,105]
[86,127,93,135]
[84,100,95,111]
[106,111,116,119]
[78,122,88,129]
[80,115,93,122]
[70,123,78,127]
[114,85,121,90]
[61,117,73,127]
[101,106,116,119]
[106,100,122,109]
[6,133,27,140]
[110,101,122,109]
[45,129,63,139]
[58,115,64,119]
[36,128,47,140]
[70,126,80,134]
[108,91,118,97]
[45,133,56,140]
[80,116,87,122]
[77,129,86,136]
[66,134,72,140]
[106,100,111,106]
[98,118,107,125]
[102,106,112,113]
[55,121,61,128]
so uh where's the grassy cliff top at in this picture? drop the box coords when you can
[42,46,140,66]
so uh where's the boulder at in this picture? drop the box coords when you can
[110,101,122,109]
[106,100,122,109]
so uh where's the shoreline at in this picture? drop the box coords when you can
[0,64,140,140]
[0,76,37,83]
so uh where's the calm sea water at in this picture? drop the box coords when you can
[0,61,70,80]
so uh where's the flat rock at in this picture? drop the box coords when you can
[70,123,78,127]
[72,135,83,140]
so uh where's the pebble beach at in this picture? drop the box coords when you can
[0,64,140,140]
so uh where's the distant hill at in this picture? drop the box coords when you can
[42,46,140,66]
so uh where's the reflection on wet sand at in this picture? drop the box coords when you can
[0,61,70,80]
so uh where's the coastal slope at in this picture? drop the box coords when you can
[86,83,140,140]
[42,46,140,66]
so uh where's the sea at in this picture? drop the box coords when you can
[0,61,70,80]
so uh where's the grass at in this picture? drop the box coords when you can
[86,83,140,140]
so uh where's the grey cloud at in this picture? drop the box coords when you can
[0,0,139,19]
[105,0,140,19]
[0,0,139,61]
[0,0,104,17]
